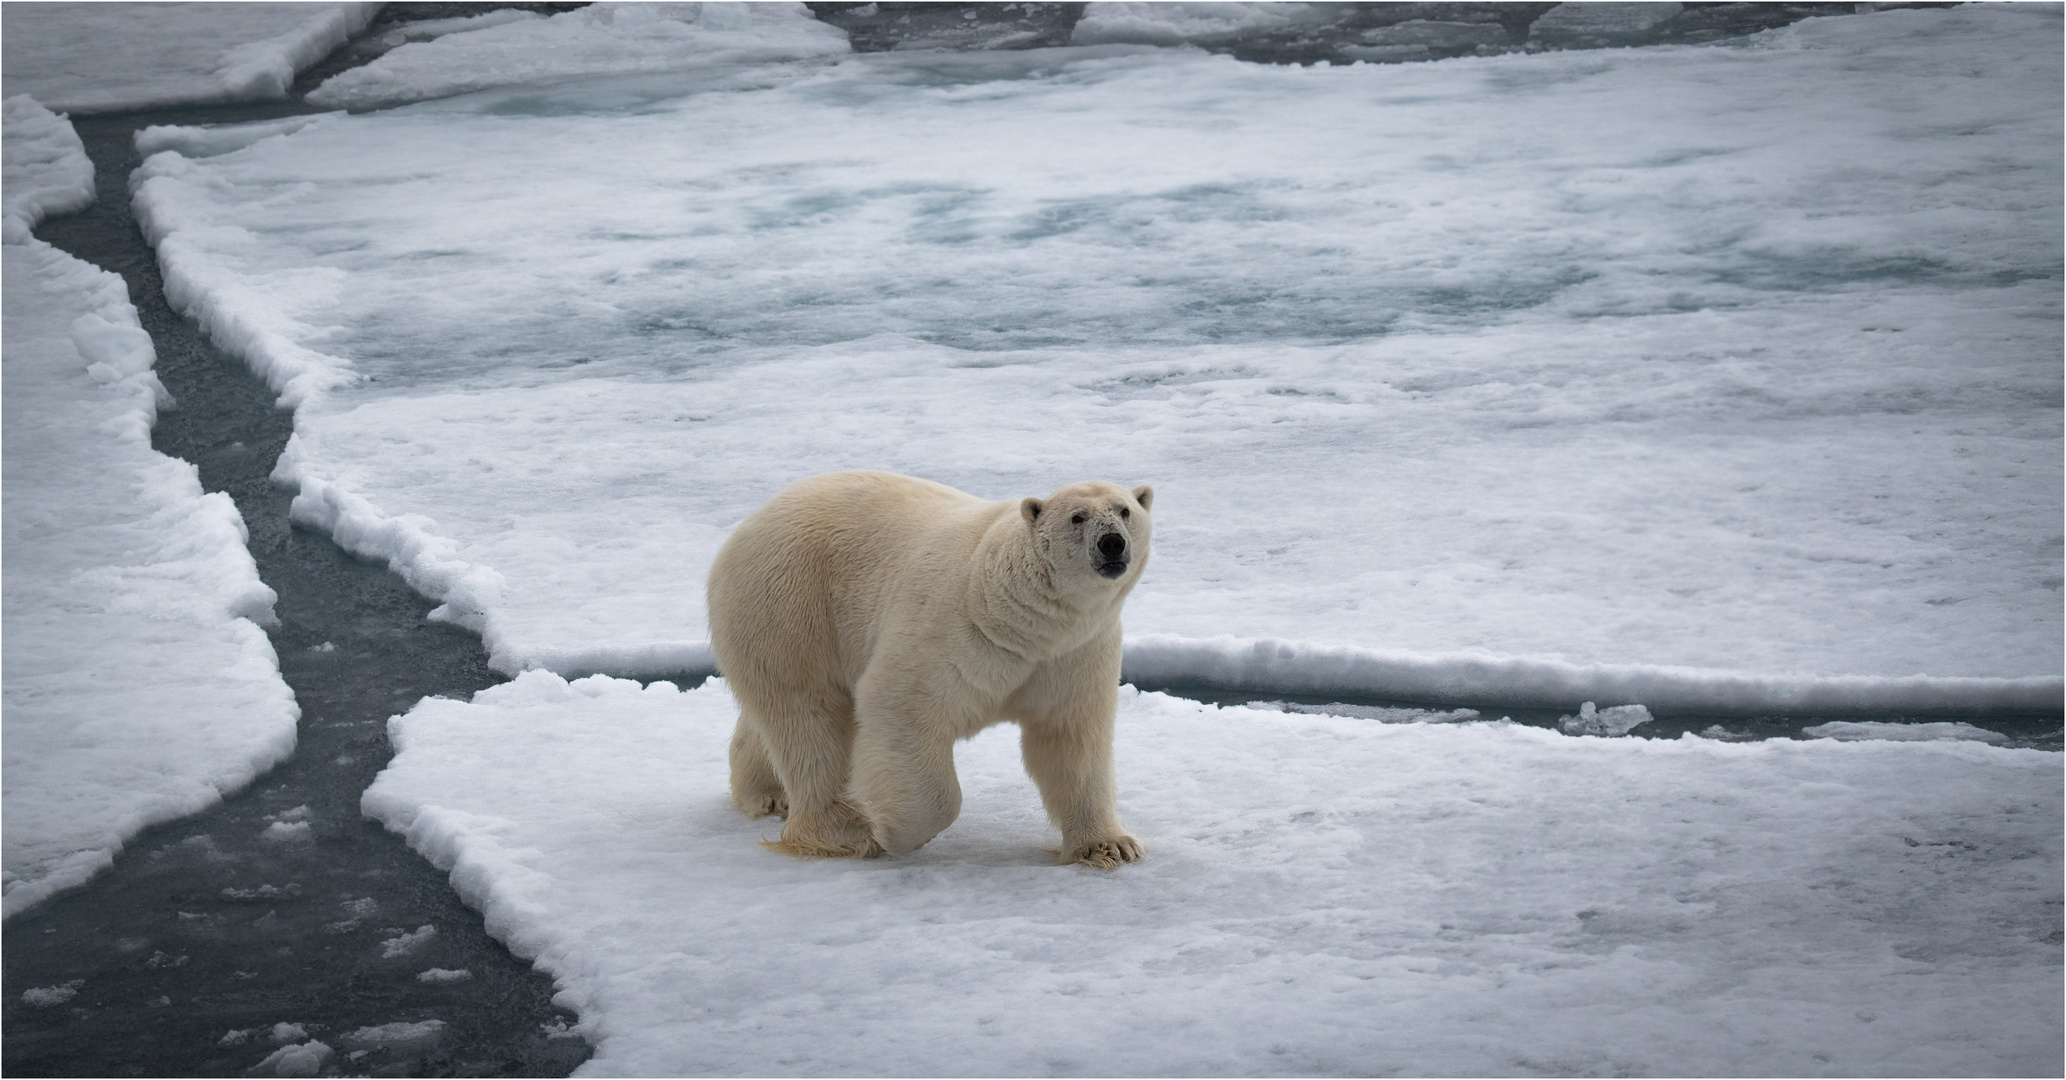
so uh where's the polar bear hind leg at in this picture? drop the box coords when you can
[727,717,787,819]
[734,681,883,859]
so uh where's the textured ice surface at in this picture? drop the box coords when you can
[1,97,94,244]
[364,672,2064,1077]
[1071,2,1343,47]
[1558,701,1655,737]
[131,7,2063,711]
[2,104,297,917]
[305,2,850,111]
[1804,720,2011,745]
[0,3,377,114]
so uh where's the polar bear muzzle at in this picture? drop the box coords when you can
[1094,532,1129,578]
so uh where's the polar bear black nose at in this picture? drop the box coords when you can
[1097,533,1127,559]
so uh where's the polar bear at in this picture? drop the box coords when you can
[708,470,1153,869]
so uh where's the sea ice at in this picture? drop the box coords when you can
[3,103,298,919]
[305,2,850,111]
[1,3,377,114]
[252,1039,332,1078]
[1557,700,1655,737]
[1,97,94,244]
[1804,720,2010,745]
[379,924,437,959]
[363,672,2063,1076]
[340,1019,447,1050]
[130,5,2062,712]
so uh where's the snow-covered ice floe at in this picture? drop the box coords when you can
[304,2,851,112]
[0,3,378,114]
[2,100,298,917]
[365,673,2063,1076]
[128,5,2061,713]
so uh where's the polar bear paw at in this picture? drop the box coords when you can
[1066,835,1143,870]
[765,801,884,860]
[738,792,789,819]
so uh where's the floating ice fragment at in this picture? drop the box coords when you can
[144,950,188,968]
[1697,725,1757,742]
[270,1022,309,1045]
[341,1019,447,1050]
[220,883,301,902]
[260,821,312,843]
[1260,700,1481,724]
[20,980,83,1007]
[218,1028,250,1047]
[253,1039,332,1078]
[381,924,437,958]
[417,967,473,983]
[1559,701,1655,737]
[1529,2,1683,46]
[1802,721,2009,745]
[343,896,378,916]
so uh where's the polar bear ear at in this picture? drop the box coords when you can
[1020,497,1045,524]
[1132,485,1154,512]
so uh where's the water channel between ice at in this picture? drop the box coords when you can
[5,5,2059,1076]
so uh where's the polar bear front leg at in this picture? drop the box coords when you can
[1020,710,1141,870]
[850,681,967,856]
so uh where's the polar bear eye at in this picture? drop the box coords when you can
[1119,506,1130,518]
[1070,513,1085,525]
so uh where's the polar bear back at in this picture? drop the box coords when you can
[709,470,1006,691]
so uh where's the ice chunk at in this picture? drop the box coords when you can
[380,924,436,958]
[359,676,2064,1075]
[416,967,472,984]
[135,113,341,161]
[306,2,849,110]
[0,4,377,113]
[131,5,2062,718]
[1529,3,1683,46]
[1071,3,1334,46]
[340,1019,447,1050]
[1559,701,1656,737]
[252,1040,332,1078]
[1,96,94,245]
[260,821,312,843]
[1258,701,1481,724]
[1802,721,2011,745]
[20,980,83,1008]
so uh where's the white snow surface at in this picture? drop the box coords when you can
[1,97,94,244]
[130,6,2062,711]
[2,100,296,917]
[1,3,378,114]
[365,672,2063,1076]
[305,3,851,111]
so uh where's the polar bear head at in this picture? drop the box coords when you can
[1020,481,1154,590]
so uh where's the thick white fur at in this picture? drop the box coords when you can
[708,470,1153,869]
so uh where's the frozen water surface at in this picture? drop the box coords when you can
[365,673,2063,1076]
[132,5,2063,710]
